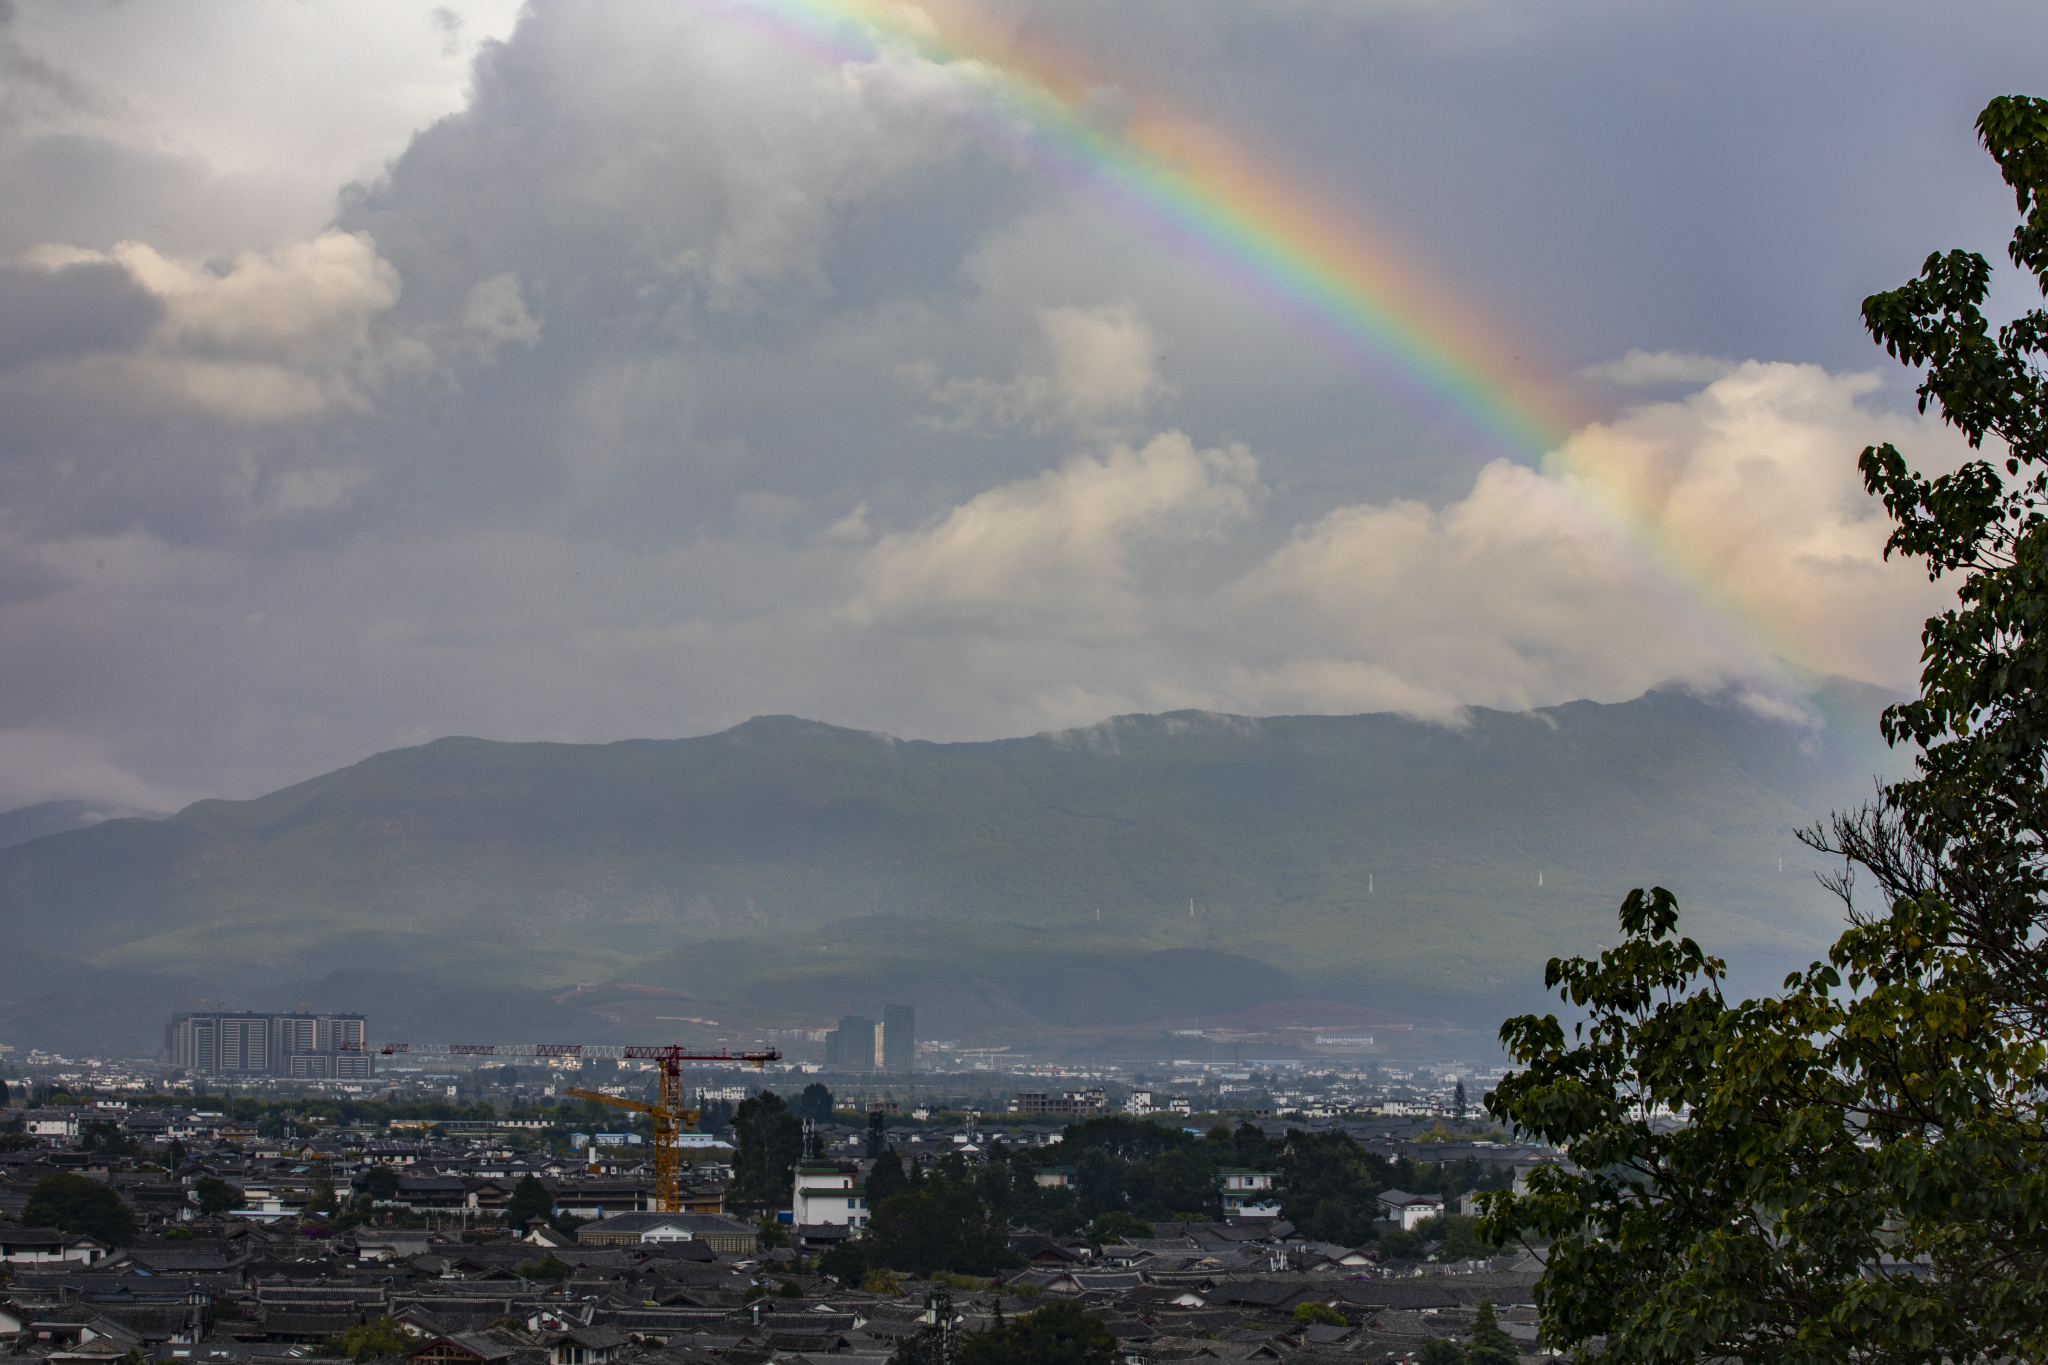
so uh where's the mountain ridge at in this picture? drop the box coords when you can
[0,681,1909,1052]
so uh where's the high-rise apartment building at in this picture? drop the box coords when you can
[168,1012,371,1078]
[829,1015,876,1073]
[883,1004,915,1073]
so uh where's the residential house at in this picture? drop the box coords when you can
[788,1162,868,1229]
[0,1230,110,1264]
[1375,1188,1446,1230]
[1217,1169,1280,1218]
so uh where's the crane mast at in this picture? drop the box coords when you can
[348,1041,780,1214]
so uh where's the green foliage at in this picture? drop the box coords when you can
[1405,1214,1490,1262]
[303,1160,338,1216]
[1478,96,2048,1365]
[356,1165,400,1206]
[930,1270,994,1290]
[861,1268,900,1295]
[1418,1337,1466,1365]
[817,1239,867,1284]
[1083,1211,1153,1243]
[506,1172,553,1227]
[1277,1130,1390,1244]
[956,1299,1116,1365]
[314,1316,410,1363]
[208,1294,240,1321]
[165,1138,187,1166]
[80,1121,134,1156]
[777,1279,804,1298]
[866,1148,910,1208]
[25,1171,137,1246]
[162,1226,194,1241]
[192,1178,237,1219]
[1293,1302,1346,1328]
[1464,1301,1517,1365]
[731,1092,805,1216]
[865,1176,1017,1277]
[792,1083,835,1123]
[1375,1226,1424,1261]
[516,1253,572,1282]
[1485,887,2048,1365]
[1848,93,2048,1046]
[754,1218,789,1250]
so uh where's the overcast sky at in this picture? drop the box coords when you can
[1,0,2042,808]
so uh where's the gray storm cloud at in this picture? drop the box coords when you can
[0,0,2031,806]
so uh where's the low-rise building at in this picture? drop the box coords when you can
[1218,1168,1281,1218]
[1375,1188,1445,1229]
[789,1162,868,1229]
[0,1230,109,1264]
[574,1212,758,1255]
[1012,1089,1106,1117]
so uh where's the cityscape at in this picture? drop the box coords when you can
[0,2,2040,1364]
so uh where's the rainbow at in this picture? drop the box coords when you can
[707,0,1588,456]
[697,0,1789,671]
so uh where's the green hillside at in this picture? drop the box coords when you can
[0,682,1908,1051]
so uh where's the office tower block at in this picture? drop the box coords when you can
[835,1015,875,1072]
[883,1004,915,1072]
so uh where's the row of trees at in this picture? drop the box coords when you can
[732,1089,1511,1279]
[1480,95,2048,1365]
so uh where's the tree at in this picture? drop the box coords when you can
[865,1177,1015,1277]
[357,1165,401,1208]
[1452,1078,1467,1120]
[731,1091,805,1216]
[1418,1337,1465,1365]
[793,1083,835,1123]
[1232,1121,1274,1170]
[193,1176,239,1216]
[1276,1130,1389,1244]
[866,1110,888,1158]
[315,1316,410,1363]
[24,1172,137,1246]
[166,1138,187,1167]
[515,1253,572,1282]
[817,1239,868,1284]
[506,1172,553,1228]
[1294,1302,1346,1328]
[304,1160,338,1217]
[1464,1301,1517,1365]
[81,1121,133,1156]
[1477,96,2048,1365]
[955,1299,1115,1365]
[1083,1210,1152,1243]
[866,1147,910,1207]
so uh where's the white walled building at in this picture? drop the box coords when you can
[1376,1188,1446,1229]
[790,1162,870,1229]
[1218,1169,1281,1218]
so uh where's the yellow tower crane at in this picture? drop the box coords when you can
[361,1041,779,1214]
